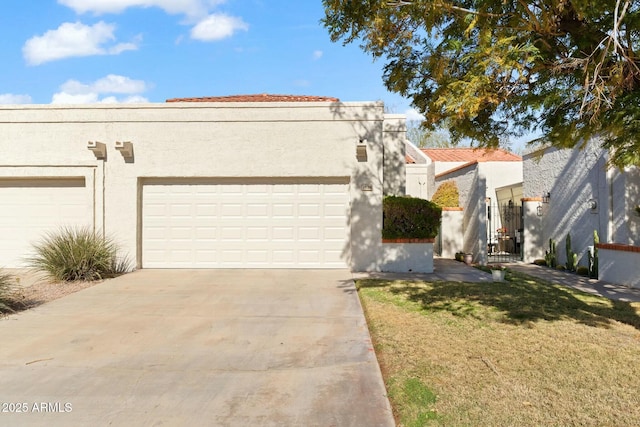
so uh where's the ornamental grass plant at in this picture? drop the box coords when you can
[0,270,22,313]
[28,227,130,282]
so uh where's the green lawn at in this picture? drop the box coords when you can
[357,270,640,426]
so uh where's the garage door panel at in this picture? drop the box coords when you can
[142,181,349,268]
[0,178,93,268]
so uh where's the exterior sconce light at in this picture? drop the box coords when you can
[87,141,107,159]
[356,139,367,161]
[115,141,134,160]
[536,203,543,217]
[588,199,598,211]
[542,192,550,204]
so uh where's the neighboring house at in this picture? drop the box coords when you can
[406,144,523,262]
[522,141,640,281]
[0,95,406,272]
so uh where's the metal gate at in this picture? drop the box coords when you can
[487,201,523,263]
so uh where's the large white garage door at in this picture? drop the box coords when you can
[142,179,350,268]
[0,178,93,267]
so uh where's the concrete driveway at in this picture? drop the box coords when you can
[0,270,395,427]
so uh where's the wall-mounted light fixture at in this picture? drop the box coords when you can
[87,141,107,159]
[542,192,550,204]
[588,198,598,211]
[356,138,367,161]
[537,203,543,217]
[115,141,134,160]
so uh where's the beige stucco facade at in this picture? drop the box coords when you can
[0,101,405,271]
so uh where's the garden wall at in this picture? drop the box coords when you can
[380,239,434,273]
[597,243,640,288]
[436,208,463,258]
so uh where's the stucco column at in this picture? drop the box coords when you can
[522,197,545,262]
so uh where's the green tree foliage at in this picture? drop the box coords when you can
[323,0,640,167]
[431,181,460,207]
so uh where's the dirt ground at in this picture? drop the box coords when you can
[3,269,101,312]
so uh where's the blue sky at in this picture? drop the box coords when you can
[0,0,421,119]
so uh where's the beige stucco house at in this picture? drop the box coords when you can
[0,95,408,272]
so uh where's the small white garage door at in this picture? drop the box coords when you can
[0,178,93,267]
[142,179,350,268]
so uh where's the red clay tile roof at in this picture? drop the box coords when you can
[421,147,521,162]
[406,154,416,164]
[166,94,340,103]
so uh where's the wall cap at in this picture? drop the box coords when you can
[596,243,640,253]
[382,238,435,244]
[521,197,543,202]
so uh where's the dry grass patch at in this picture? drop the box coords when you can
[358,272,640,426]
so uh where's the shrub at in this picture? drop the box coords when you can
[28,227,131,282]
[431,181,459,207]
[382,196,442,239]
[0,270,22,314]
[545,238,557,268]
[533,259,547,266]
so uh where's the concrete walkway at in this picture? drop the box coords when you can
[0,269,395,427]
[504,262,640,302]
[353,258,492,283]
[355,258,640,303]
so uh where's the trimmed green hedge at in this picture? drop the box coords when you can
[382,196,442,239]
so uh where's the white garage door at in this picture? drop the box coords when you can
[0,178,93,267]
[142,179,350,268]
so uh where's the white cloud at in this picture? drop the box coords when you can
[312,50,323,60]
[52,92,99,104]
[99,95,149,103]
[93,74,147,93]
[190,13,248,41]
[405,108,425,122]
[58,0,222,19]
[52,74,149,104]
[23,21,139,65]
[0,94,32,104]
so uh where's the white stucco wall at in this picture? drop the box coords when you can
[405,140,432,199]
[432,159,522,263]
[382,115,406,196]
[436,209,464,258]
[435,163,477,207]
[0,102,393,271]
[523,142,611,266]
[598,246,640,288]
[610,167,640,246]
[480,162,523,206]
[380,242,434,273]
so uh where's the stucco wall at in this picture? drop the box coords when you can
[382,114,406,196]
[404,140,432,199]
[611,167,640,246]
[480,162,523,205]
[435,163,477,207]
[598,245,640,288]
[405,164,430,199]
[0,102,390,271]
[436,209,464,258]
[523,143,610,266]
[434,165,486,263]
